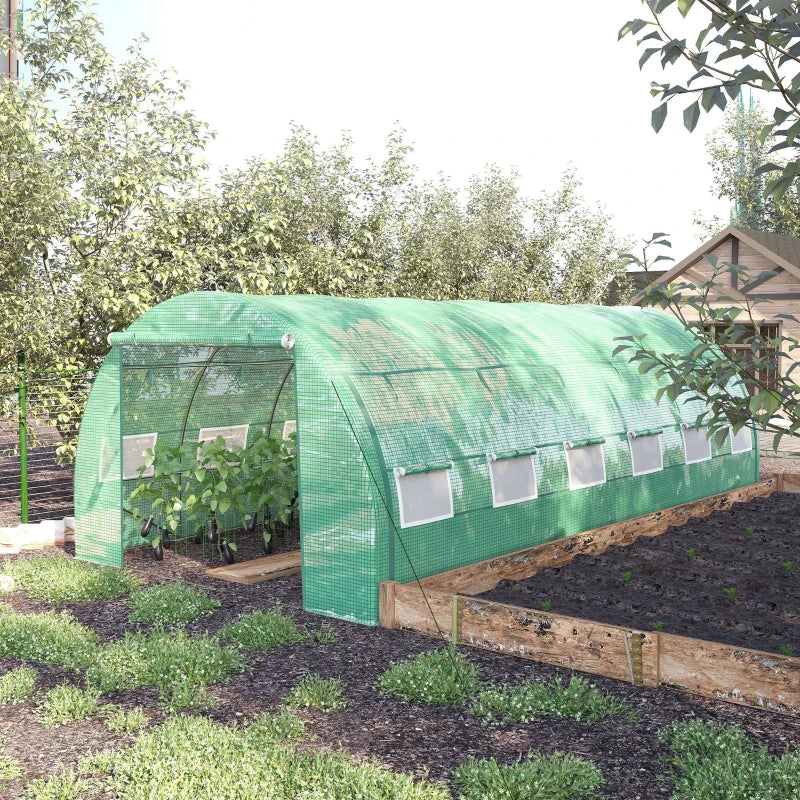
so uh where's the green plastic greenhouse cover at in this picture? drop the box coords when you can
[74,293,758,626]
[629,427,664,438]
[490,447,539,461]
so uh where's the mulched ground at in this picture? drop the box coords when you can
[2,499,800,799]
[479,491,800,656]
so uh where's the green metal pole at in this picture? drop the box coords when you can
[17,350,28,524]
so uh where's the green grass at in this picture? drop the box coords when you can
[378,648,479,707]
[86,626,242,711]
[0,665,37,705]
[219,603,312,651]
[659,720,800,799]
[0,556,138,603]
[76,713,448,800]
[0,751,23,792]
[0,609,97,671]
[37,683,101,727]
[100,705,150,733]
[315,623,340,645]
[470,675,636,725]
[283,674,347,712]
[452,752,604,800]
[128,581,220,626]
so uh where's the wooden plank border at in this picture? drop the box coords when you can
[379,478,800,716]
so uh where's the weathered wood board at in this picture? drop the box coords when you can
[206,550,301,584]
[380,479,800,716]
[419,479,776,595]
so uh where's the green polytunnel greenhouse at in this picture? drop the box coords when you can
[74,293,759,625]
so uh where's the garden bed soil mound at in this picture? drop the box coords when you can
[477,491,800,656]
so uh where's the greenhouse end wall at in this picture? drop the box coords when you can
[73,294,759,626]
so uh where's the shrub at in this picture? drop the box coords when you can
[38,683,101,727]
[378,648,479,707]
[283,674,347,712]
[0,557,138,603]
[452,752,604,800]
[0,665,37,705]
[128,581,220,626]
[0,609,97,671]
[470,675,636,725]
[659,720,800,799]
[219,604,311,650]
[77,714,448,800]
[22,770,90,800]
[0,752,23,791]
[86,627,242,711]
[100,705,150,733]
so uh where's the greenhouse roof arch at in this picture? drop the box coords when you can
[75,293,758,625]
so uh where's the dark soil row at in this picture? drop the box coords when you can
[478,492,800,656]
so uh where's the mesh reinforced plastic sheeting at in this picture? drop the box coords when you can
[74,294,759,625]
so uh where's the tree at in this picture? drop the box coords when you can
[619,1,800,449]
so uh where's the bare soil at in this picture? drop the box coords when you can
[1,498,800,799]
[478,491,800,657]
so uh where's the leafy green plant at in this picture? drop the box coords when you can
[659,720,800,800]
[378,648,479,707]
[75,713,448,800]
[0,665,38,705]
[453,752,604,800]
[128,581,220,626]
[283,674,347,712]
[315,623,340,645]
[0,557,137,603]
[782,560,794,575]
[0,609,97,671]
[219,604,311,651]
[470,675,636,726]
[38,683,101,727]
[22,770,90,800]
[100,705,150,733]
[652,621,664,632]
[745,526,756,536]
[0,751,23,791]
[540,600,552,612]
[86,627,242,711]
[723,586,740,604]
[621,570,632,583]
[779,645,795,657]
[685,547,696,560]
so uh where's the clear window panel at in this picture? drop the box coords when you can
[682,425,712,464]
[729,425,753,455]
[628,433,663,476]
[394,469,454,528]
[488,455,537,507]
[122,433,158,481]
[566,444,606,490]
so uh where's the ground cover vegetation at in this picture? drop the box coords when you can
[0,551,798,797]
[0,0,631,453]
[127,581,220,626]
[619,1,800,442]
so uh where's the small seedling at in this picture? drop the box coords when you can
[315,624,339,646]
[621,571,632,583]
[652,621,664,632]
[540,600,552,612]
[779,645,794,657]
[723,586,740,604]
[685,547,696,560]
[781,560,794,575]
[745,526,755,536]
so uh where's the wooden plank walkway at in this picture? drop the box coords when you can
[206,550,301,585]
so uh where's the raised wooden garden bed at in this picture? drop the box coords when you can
[380,478,800,716]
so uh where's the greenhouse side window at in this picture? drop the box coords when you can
[122,433,158,481]
[564,438,606,490]
[198,424,250,469]
[393,461,454,528]
[627,428,663,477]
[487,448,538,507]
[728,425,753,455]
[682,424,712,464]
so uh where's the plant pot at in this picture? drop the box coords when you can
[140,515,153,538]
[220,541,235,565]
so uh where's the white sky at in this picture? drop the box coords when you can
[95,0,731,263]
